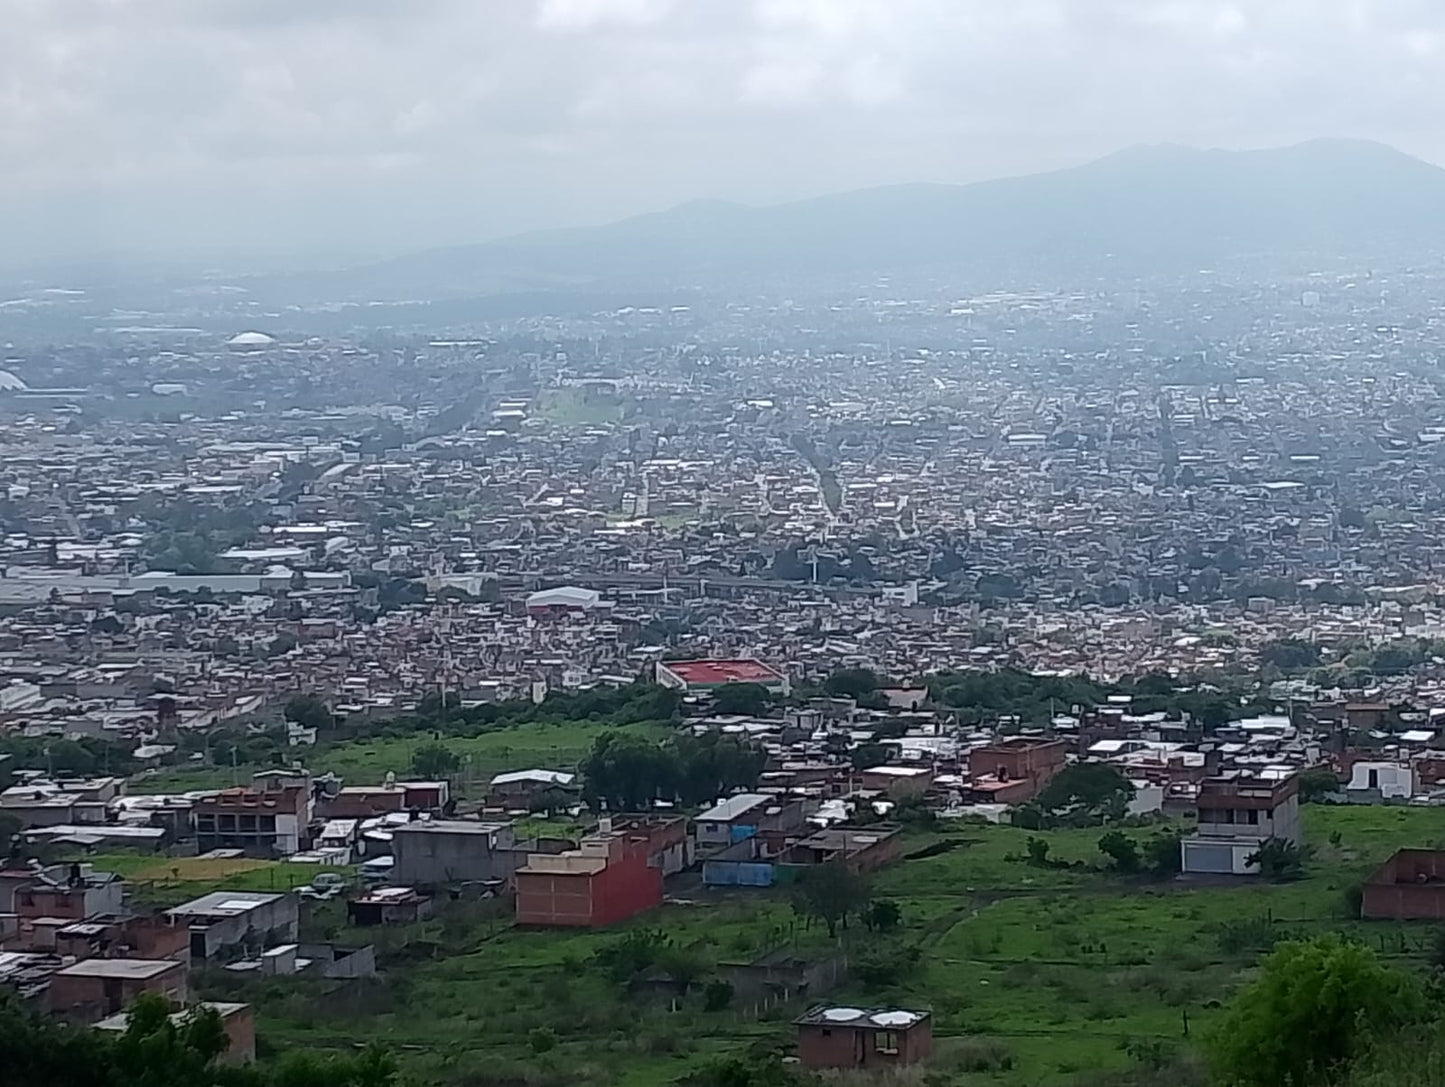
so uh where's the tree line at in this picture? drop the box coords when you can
[0,992,397,1087]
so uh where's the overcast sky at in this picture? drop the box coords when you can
[5,0,1445,268]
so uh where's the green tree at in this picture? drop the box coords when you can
[284,695,332,732]
[825,668,881,700]
[672,732,766,806]
[593,928,671,984]
[709,682,772,716]
[1036,762,1135,825]
[1248,838,1309,881]
[1259,639,1322,671]
[1024,836,1051,866]
[410,742,461,779]
[862,898,902,932]
[849,742,892,771]
[656,946,707,996]
[1298,766,1341,804]
[703,979,734,1012]
[791,862,869,938]
[1211,936,1424,1087]
[580,732,680,812]
[1143,827,1184,877]
[1098,830,1141,873]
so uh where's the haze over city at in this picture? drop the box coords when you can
[7,0,1445,265]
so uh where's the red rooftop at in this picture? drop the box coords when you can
[656,658,790,695]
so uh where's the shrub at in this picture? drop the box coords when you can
[703,979,734,1012]
[941,1037,1015,1074]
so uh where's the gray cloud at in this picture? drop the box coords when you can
[3,0,1445,267]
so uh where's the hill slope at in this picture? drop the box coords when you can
[308,139,1445,298]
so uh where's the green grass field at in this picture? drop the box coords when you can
[129,720,671,797]
[72,851,350,908]
[536,387,627,427]
[181,803,1445,1087]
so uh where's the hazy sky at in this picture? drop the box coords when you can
[5,0,1445,267]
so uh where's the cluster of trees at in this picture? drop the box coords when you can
[0,734,139,779]
[138,496,267,576]
[709,683,776,717]
[1096,828,1184,876]
[923,668,1254,729]
[580,730,765,811]
[769,543,875,584]
[0,992,397,1087]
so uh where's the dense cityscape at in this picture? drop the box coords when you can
[4,261,1445,1086]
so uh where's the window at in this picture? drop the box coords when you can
[875,1031,900,1055]
[1246,809,1259,825]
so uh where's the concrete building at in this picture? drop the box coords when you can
[48,958,188,1020]
[795,1006,932,1071]
[488,769,579,809]
[347,887,434,926]
[859,765,933,798]
[1180,775,1302,876]
[695,793,807,851]
[1346,761,1415,802]
[165,891,299,961]
[524,586,609,617]
[193,775,311,857]
[11,864,124,921]
[390,820,524,886]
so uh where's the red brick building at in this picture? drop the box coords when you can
[965,737,1067,804]
[1362,849,1445,920]
[515,828,663,927]
[795,1006,932,1070]
[321,781,448,820]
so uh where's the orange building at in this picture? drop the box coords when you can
[515,828,663,927]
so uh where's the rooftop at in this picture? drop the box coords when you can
[55,958,179,980]
[663,658,785,686]
[795,1005,930,1029]
[167,891,286,917]
[697,792,774,822]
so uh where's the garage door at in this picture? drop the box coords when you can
[1182,840,1235,874]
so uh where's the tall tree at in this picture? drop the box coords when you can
[284,695,332,732]
[1212,936,1423,1087]
[580,732,680,811]
[790,862,869,938]
[1036,762,1135,825]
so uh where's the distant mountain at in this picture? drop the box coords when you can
[286,139,1445,300]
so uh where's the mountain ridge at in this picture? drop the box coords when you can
[277,139,1445,300]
